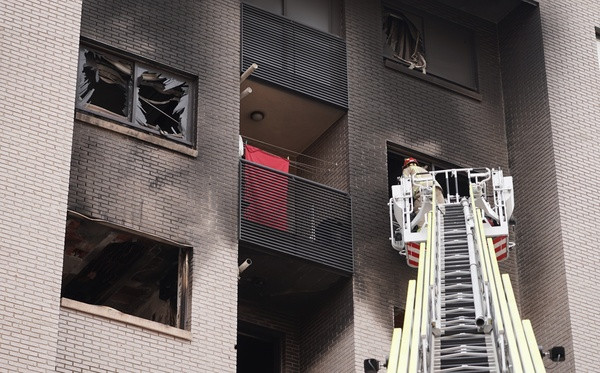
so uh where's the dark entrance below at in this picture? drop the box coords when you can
[237,323,281,373]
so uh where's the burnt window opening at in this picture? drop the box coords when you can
[387,147,469,199]
[61,213,191,329]
[75,43,196,146]
[78,47,133,118]
[383,10,426,72]
[383,7,478,91]
[136,69,189,138]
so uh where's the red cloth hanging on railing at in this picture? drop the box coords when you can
[243,144,289,231]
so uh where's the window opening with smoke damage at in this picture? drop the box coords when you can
[61,212,191,330]
[76,42,196,145]
[383,6,478,91]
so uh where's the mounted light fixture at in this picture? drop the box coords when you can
[250,111,264,121]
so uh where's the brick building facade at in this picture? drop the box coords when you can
[1,0,599,372]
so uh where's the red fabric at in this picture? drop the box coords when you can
[243,145,289,231]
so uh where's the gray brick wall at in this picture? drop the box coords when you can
[345,0,513,368]
[57,307,199,373]
[499,5,575,371]
[298,116,350,192]
[531,1,600,371]
[59,0,242,371]
[0,1,82,371]
[3,0,596,371]
[237,282,354,373]
[301,280,354,373]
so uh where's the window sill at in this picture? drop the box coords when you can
[75,112,198,157]
[384,59,482,101]
[61,298,192,341]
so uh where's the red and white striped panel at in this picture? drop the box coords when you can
[493,236,508,262]
[406,242,420,268]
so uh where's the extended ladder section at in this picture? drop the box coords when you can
[386,168,545,373]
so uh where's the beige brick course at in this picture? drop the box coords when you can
[0,0,82,371]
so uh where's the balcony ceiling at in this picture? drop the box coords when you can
[238,245,348,313]
[240,78,345,157]
[435,0,524,23]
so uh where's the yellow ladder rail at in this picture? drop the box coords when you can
[407,208,435,372]
[502,273,537,371]
[407,239,428,372]
[476,209,524,373]
[522,319,546,372]
[393,280,416,372]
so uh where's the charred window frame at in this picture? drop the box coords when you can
[61,212,191,330]
[383,5,479,96]
[76,42,196,146]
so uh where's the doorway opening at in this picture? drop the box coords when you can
[237,322,282,373]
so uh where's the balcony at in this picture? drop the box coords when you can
[239,159,353,274]
[241,3,348,109]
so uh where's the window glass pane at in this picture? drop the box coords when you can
[286,0,331,33]
[135,66,191,141]
[77,47,132,118]
[243,0,282,14]
[424,17,477,90]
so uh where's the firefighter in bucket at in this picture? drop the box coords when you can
[402,157,445,218]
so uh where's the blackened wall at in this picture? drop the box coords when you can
[300,280,354,373]
[345,0,512,367]
[60,0,242,371]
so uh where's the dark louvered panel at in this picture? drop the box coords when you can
[239,160,353,274]
[241,4,348,109]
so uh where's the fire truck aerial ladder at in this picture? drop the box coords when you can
[372,167,564,373]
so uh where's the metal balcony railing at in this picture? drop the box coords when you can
[239,160,353,274]
[241,3,348,109]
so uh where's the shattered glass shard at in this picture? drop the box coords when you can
[135,68,189,138]
[77,47,132,117]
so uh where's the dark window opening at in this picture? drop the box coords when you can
[78,47,132,118]
[394,306,405,328]
[61,213,190,329]
[387,146,469,199]
[237,322,281,373]
[75,43,196,146]
[383,7,478,91]
[383,10,426,71]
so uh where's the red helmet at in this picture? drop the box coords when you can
[403,157,418,168]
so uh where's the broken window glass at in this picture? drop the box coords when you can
[75,43,196,146]
[135,68,190,139]
[61,213,190,329]
[77,47,133,117]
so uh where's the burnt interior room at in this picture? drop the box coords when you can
[61,213,189,328]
